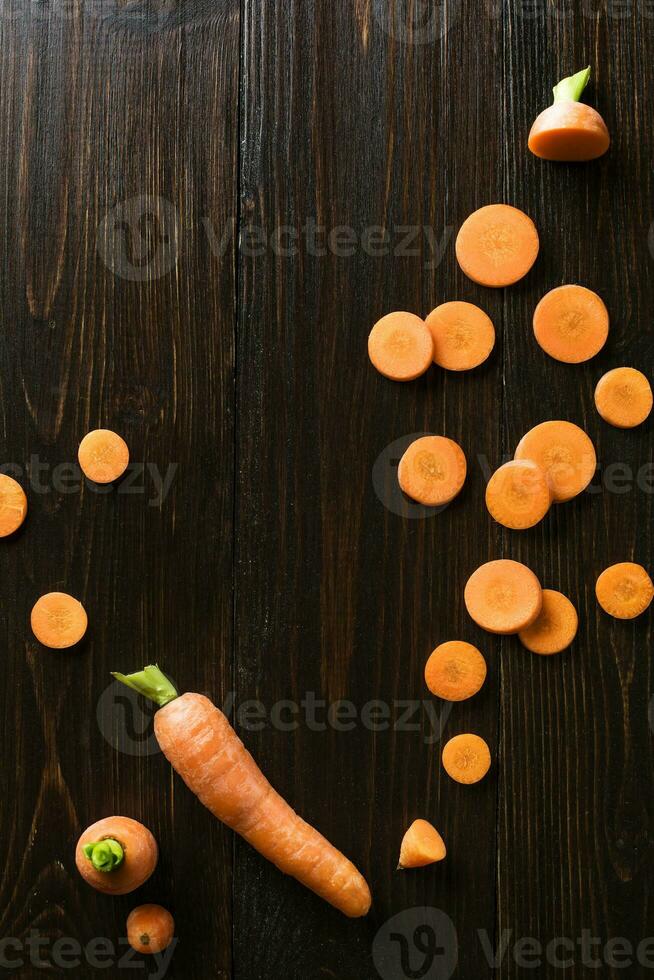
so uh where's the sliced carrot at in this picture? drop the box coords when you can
[398,819,446,869]
[528,68,610,162]
[368,312,433,381]
[518,589,578,655]
[0,474,27,537]
[485,459,551,530]
[127,905,175,954]
[78,429,129,484]
[425,302,495,371]
[514,420,596,503]
[594,367,653,428]
[75,816,159,895]
[596,563,654,620]
[31,592,88,649]
[464,559,542,634]
[424,641,487,701]
[532,285,609,363]
[442,734,491,785]
[455,204,539,288]
[397,436,466,507]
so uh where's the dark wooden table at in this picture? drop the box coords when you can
[1,1,653,977]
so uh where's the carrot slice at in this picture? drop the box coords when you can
[425,302,495,371]
[424,641,487,701]
[31,592,88,649]
[397,436,466,506]
[442,734,491,785]
[0,474,27,537]
[76,816,158,895]
[528,68,610,162]
[594,367,653,429]
[518,589,578,654]
[398,819,446,869]
[368,312,433,381]
[464,559,542,634]
[485,459,551,530]
[455,204,539,288]
[514,420,596,503]
[78,429,130,483]
[595,563,654,620]
[127,905,175,954]
[533,285,609,363]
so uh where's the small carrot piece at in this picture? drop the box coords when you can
[485,459,551,530]
[127,905,175,955]
[514,420,596,503]
[533,285,609,363]
[424,641,487,702]
[518,589,578,655]
[368,312,433,381]
[455,204,539,288]
[594,367,653,429]
[75,816,158,895]
[464,559,542,635]
[442,734,491,785]
[398,820,446,869]
[78,429,130,483]
[595,563,654,620]
[528,67,610,162]
[31,592,88,649]
[425,301,495,371]
[397,436,466,507]
[0,474,27,537]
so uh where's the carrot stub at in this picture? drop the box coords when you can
[0,474,27,537]
[594,368,653,429]
[397,436,466,507]
[398,820,446,869]
[595,563,654,620]
[442,734,491,785]
[455,204,539,288]
[464,559,542,634]
[424,641,487,701]
[75,816,158,895]
[533,285,609,363]
[425,302,495,371]
[528,67,610,162]
[514,420,596,503]
[31,592,88,649]
[368,312,433,381]
[78,429,130,483]
[518,589,578,655]
[485,459,551,530]
[127,905,175,955]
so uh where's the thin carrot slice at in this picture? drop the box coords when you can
[485,459,551,530]
[398,819,446,869]
[442,734,491,785]
[533,285,609,363]
[397,436,466,507]
[514,420,596,503]
[424,641,487,701]
[425,302,495,371]
[455,204,539,288]
[594,367,653,428]
[518,589,578,654]
[464,559,542,634]
[0,474,28,537]
[78,429,130,484]
[368,312,433,381]
[595,563,654,620]
[31,592,88,649]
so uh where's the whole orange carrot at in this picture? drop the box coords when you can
[112,666,371,918]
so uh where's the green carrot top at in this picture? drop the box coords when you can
[111,664,179,707]
[552,67,591,104]
[83,838,124,873]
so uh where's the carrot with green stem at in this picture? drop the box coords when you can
[528,67,609,161]
[112,666,371,918]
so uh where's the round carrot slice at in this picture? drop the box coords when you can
[455,204,539,288]
[368,312,433,381]
[397,436,466,507]
[424,641,487,701]
[0,474,28,537]
[594,367,653,429]
[464,559,542,634]
[595,563,654,620]
[425,302,495,371]
[485,459,551,530]
[442,734,491,785]
[518,589,578,655]
[514,420,596,503]
[533,285,608,363]
[78,429,130,484]
[31,592,88,649]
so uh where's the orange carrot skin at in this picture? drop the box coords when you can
[75,816,158,895]
[154,693,371,917]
